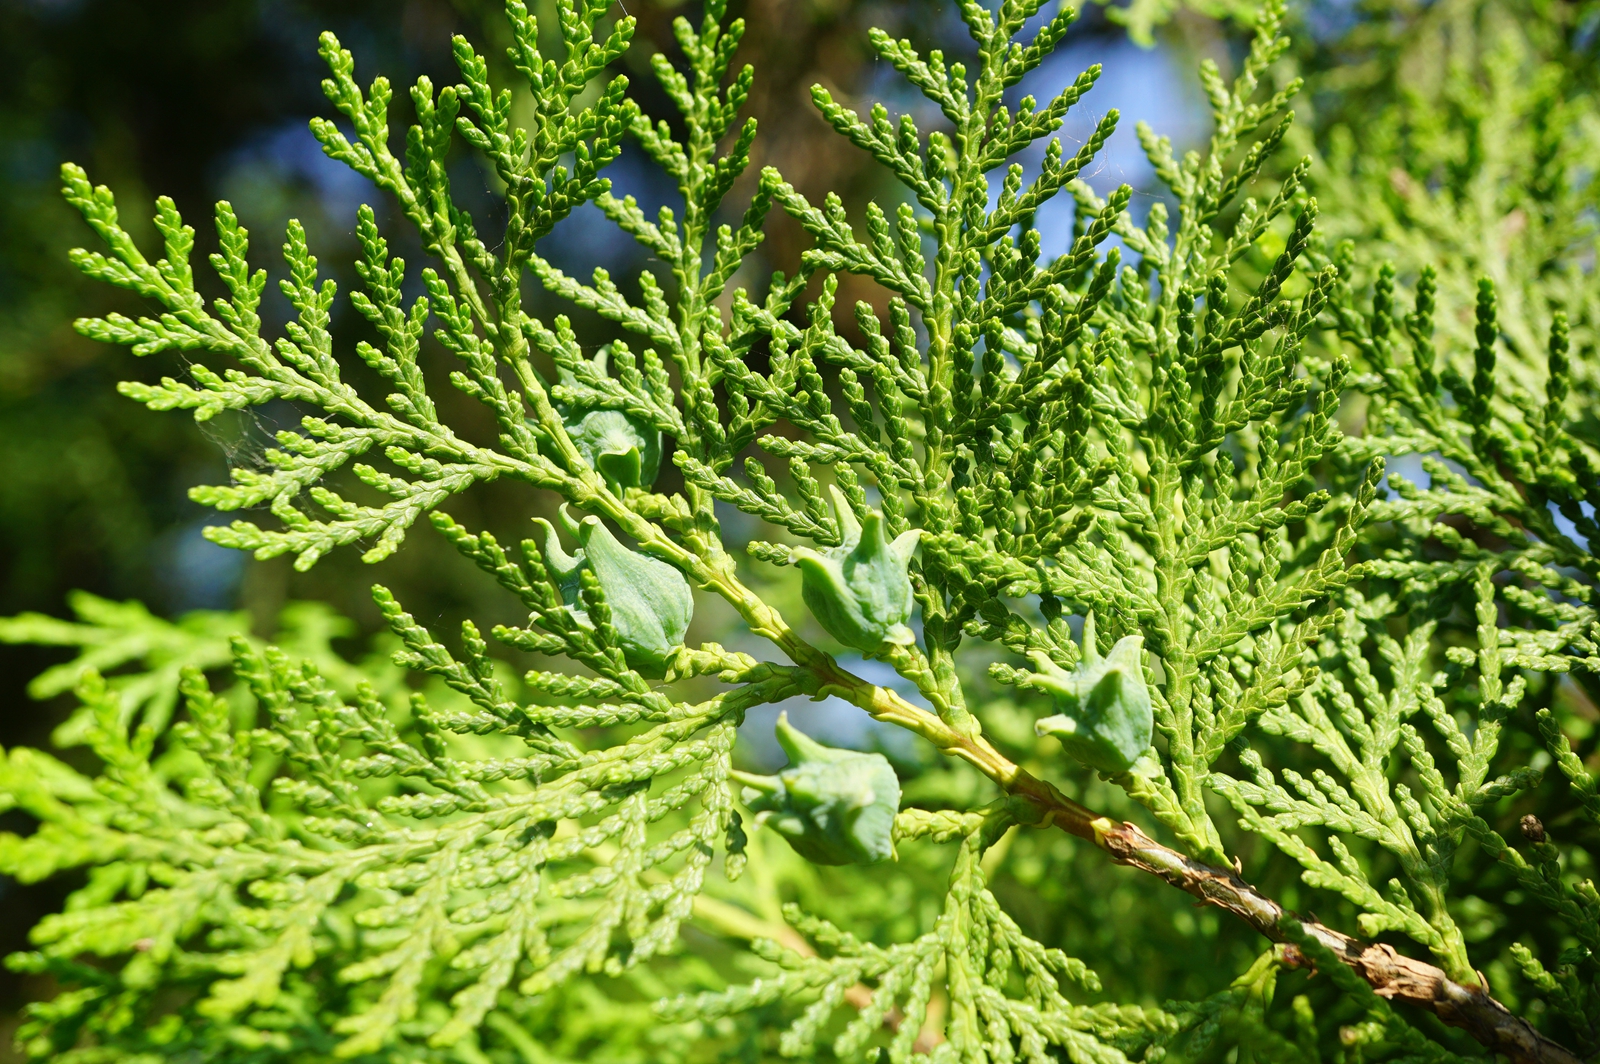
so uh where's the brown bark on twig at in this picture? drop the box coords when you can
[821,665,1583,1063]
[1083,814,1584,1064]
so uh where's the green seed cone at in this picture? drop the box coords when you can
[1031,615,1153,774]
[792,486,921,654]
[734,712,900,866]
[566,408,661,489]
[534,510,692,675]
[554,348,662,490]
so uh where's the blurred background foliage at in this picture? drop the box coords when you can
[1,0,1598,1058]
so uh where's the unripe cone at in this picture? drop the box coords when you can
[1031,614,1153,774]
[792,486,922,654]
[555,348,662,490]
[732,712,900,865]
[568,408,661,489]
[535,509,692,675]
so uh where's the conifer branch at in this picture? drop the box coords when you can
[11,0,1597,1059]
